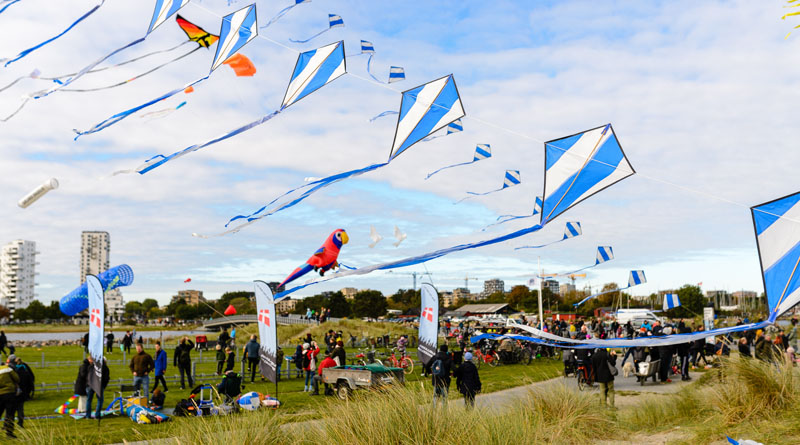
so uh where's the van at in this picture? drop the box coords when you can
[615,309,663,326]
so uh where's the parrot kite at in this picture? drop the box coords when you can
[279,229,349,288]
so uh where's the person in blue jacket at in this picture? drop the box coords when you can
[151,341,168,393]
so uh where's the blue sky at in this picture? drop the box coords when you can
[1,0,799,305]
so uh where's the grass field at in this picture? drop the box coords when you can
[0,324,202,333]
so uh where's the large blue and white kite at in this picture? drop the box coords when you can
[426,144,491,180]
[515,221,581,250]
[198,74,466,237]
[115,39,346,175]
[76,3,258,138]
[289,13,343,43]
[457,170,520,203]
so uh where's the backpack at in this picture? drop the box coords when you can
[173,399,197,417]
[302,352,311,369]
[16,364,35,399]
[432,359,445,377]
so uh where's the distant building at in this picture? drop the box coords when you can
[543,279,560,295]
[449,303,514,316]
[559,283,576,295]
[80,231,124,318]
[731,290,760,311]
[453,287,474,301]
[267,282,285,295]
[440,292,459,308]
[483,279,505,296]
[276,297,297,313]
[341,287,358,300]
[0,240,37,312]
[706,290,734,309]
[172,290,205,305]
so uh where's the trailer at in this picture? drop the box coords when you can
[322,364,405,400]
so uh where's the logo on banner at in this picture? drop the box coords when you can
[422,307,434,322]
[259,309,271,327]
[90,309,101,328]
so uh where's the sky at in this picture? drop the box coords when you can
[0,0,799,306]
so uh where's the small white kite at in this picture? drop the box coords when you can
[368,226,383,248]
[18,178,58,208]
[393,226,407,247]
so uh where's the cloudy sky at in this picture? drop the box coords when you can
[1,0,798,305]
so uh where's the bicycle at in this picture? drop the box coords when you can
[353,348,383,367]
[575,359,594,391]
[474,345,500,368]
[387,347,414,374]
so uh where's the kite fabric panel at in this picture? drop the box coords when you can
[30,0,193,99]
[0,0,20,15]
[483,196,543,231]
[114,40,345,176]
[289,13,343,43]
[751,190,800,322]
[421,117,462,141]
[541,124,635,225]
[222,53,256,76]
[74,4,257,139]
[515,221,581,250]
[391,74,465,159]
[1,0,106,67]
[261,0,309,29]
[663,293,681,311]
[457,170,520,203]
[596,245,614,264]
[426,144,491,180]
[389,66,405,83]
[201,74,464,238]
[573,268,645,307]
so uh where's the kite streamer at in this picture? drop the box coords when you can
[2,0,106,67]
[199,74,465,238]
[75,4,257,138]
[369,110,398,122]
[426,144,491,179]
[262,0,309,29]
[0,0,20,15]
[573,269,644,307]
[456,170,520,203]
[515,221,581,249]
[421,119,463,141]
[289,14,343,43]
[482,196,542,231]
[360,40,405,84]
[113,40,344,175]
[140,101,187,121]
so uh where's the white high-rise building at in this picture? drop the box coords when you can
[80,231,124,319]
[0,240,38,312]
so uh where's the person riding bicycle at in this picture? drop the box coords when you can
[575,341,594,384]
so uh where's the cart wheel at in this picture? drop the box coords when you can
[488,352,500,367]
[521,349,532,365]
[337,384,351,401]
[402,357,414,374]
[577,373,586,391]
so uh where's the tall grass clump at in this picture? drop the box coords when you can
[166,407,296,445]
[620,390,705,431]
[710,357,799,424]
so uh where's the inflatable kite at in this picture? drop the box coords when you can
[54,395,81,415]
[289,13,343,43]
[60,264,134,316]
[279,229,349,288]
[369,226,383,248]
[224,305,237,316]
[17,178,58,209]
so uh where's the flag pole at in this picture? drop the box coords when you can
[538,256,544,330]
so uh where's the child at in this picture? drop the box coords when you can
[151,388,166,410]
[215,344,225,375]
[225,347,235,372]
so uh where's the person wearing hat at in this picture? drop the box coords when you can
[9,354,34,428]
[454,352,481,408]
[0,354,19,438]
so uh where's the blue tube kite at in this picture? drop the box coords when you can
[60,264,134,316]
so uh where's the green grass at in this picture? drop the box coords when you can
[0,324,201,333]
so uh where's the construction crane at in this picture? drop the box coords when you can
[540,273,586,285]
[438,274,479,291]
[386,271,432,290]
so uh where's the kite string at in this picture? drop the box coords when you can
[186,2,799,226]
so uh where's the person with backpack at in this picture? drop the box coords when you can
[84,355,110,420]
[454,352,481,408]
[0,357,19,439]
[245,335,260,383]
[592,348,617,408]
[8,355,33,427]
[276,346,285,381]
[303,342,320,392]
[174,337,194,389]
[430,344,452,407]
[152,341,169,393]
[74,357,91,412]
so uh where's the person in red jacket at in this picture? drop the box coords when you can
[303,342,320,392]
[312,353,337,396]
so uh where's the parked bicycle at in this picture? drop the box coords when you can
[387,347,414,374]
[474,344,500,368]
[354,348,383,367]
[575,358,594,391]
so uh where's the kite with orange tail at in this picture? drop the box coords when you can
[279,229,349,288]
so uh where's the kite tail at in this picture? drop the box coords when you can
[366,54,383,83]
[274,223,545,300]
[481,214,533,231]
[368,110,398,122]
[261,3,299,29]
[289,27,330,44]
[0,0,20,15]
[0,97,30,122]
[140,101,187,121]
[61,46,202,93]
[118,108,283,175]
[73,75,208,138]
[32,36,146,99]
[425,160,474,180]
[2,0,105,67]
[515,239,561,250]
[0,73,30,93]
[573,284,629,307]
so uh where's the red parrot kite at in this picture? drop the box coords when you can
[279,229,349,288]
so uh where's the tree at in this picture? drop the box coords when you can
[142,299,159,312]
[216,291,254,312]
[669,285,704,318]
[387,289,420,313]
[351,290,387,318]
[228,296,256,314]
[0,305,10,320]
[24,300,48,321]
[124,301,144,317]
[175,304,197,321]
[507,285,530,311]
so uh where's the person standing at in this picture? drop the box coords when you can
[224,347,236,372]
[276,346,284,381]
[218,329,231,350]
[9,355,34,428]
[311,353,337,396]
[85,356,110,420]
[303,342,320,392]
[0,331,7,357]
[0,357,19,439]
[454,352,481,408]
[122,331,133,354]
[245,335,260,383]
[129,343,154,399]
[152,341,168,393]
[174,337,194,389]
[332,340,346,367]
[215,344,225,376]
[430,344,453,408]
[677,326,691,381]
[592,348,617,408]
[74,357,91,414]
[788,318,799,352]
[106,332,114,354]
